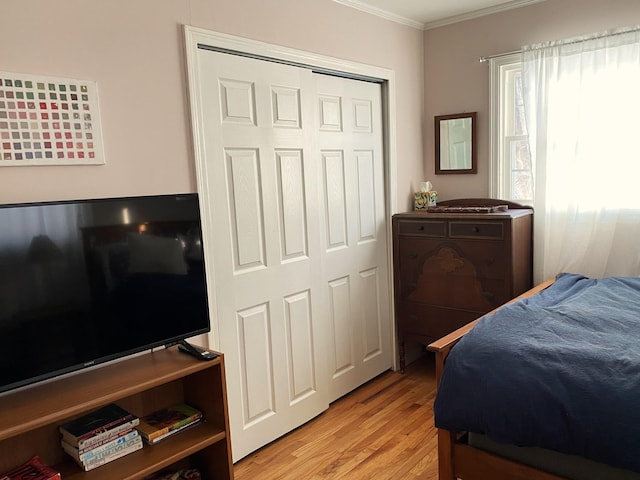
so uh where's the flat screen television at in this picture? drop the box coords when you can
[0,193,210,394]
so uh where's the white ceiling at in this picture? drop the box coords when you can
[334,0,548,30]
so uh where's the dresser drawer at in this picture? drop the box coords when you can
[397,302,483,340]
[449,221,504,240]
[453,240,508,280]
[396,236,440,269]
[397,237,508,284]
[480,278,513,306]
[395,236,445,300]
[397,220,446,237]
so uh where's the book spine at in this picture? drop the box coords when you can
[77,418,140,451]
[81,436,143,472]
[172,412,203,431]
[76,427,133,455]
[144,412,202,442]
[145,418,201,444]
[80,430,139,462]
[63,430,140,462]
[74,413,136,441]
[60,411,137,446]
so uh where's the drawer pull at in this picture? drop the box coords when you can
[408,282,417,289]
[408,314,418,321]
[485,256,495,265]
[408,252,418,259]
[471,226,480,233]
[418,225,425,231]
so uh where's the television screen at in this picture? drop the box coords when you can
[0,193,210,394]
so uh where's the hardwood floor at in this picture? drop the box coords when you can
[234,353,439,480]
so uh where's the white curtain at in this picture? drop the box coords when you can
[522,26,640,283]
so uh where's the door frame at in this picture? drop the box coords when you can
[183,25,399,370]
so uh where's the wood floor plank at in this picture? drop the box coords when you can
[234,353,438,479]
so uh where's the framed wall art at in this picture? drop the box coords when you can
[0,71,105,166]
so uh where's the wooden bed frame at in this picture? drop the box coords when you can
[427,277,566,480]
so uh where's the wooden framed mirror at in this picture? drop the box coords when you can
[435,112,477,174]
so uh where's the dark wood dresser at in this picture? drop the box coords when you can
[392,199,533,370]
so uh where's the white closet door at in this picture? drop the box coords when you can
[314,74,391,402]
[191,47,391,461]
[194,49,329,461]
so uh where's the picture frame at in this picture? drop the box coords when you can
[0,71,105,166]
[435,112,477,174]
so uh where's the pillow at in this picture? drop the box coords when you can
[127,233,188,275]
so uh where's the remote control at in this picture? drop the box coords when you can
[177,341,218,361]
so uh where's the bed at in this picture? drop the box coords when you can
[428,273,640,480]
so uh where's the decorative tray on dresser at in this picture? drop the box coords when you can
[392,199,533,371]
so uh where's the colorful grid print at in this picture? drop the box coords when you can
[0,71,104,166]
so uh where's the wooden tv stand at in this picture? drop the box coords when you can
[0,346,233,479]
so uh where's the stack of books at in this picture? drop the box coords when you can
[136,403,202,445]
[1,456,61,480]
[59,403,142,471]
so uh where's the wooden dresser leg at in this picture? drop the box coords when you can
[399,339,406,373]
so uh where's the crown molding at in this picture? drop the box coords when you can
[423,0,547,30]
[334,0,547,31]
[333,0,424,30]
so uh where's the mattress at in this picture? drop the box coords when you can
[434,273,640,473]
[468,433,640,480]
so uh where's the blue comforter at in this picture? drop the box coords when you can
[434,273,640,472]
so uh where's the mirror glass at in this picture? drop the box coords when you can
[435,112,477,174]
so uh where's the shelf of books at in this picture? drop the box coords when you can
[0,346,233,480]
[56,422,227,480]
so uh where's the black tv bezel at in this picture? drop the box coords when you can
[0,192,211,395]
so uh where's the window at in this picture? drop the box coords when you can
[489,53,532,203]
[489,29,640,280]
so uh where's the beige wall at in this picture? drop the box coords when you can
[424,0,640,201]
[5,0,638,211]
[0,0,424,211]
